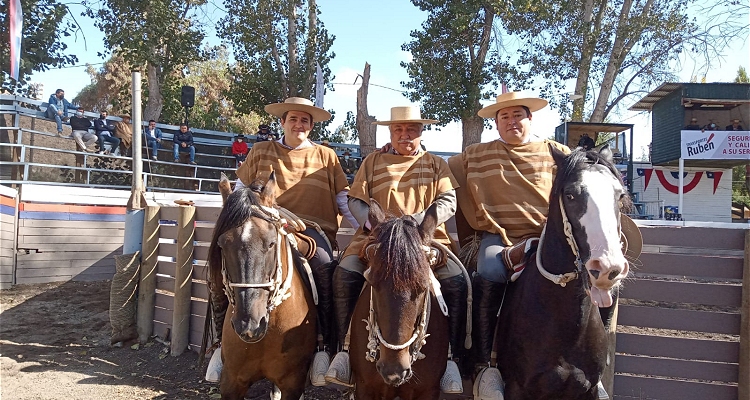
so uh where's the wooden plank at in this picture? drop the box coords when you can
[194,246,208,261]
[18,227,125,237]
[192,264,208,281]
[640,226,745,250]
[739,230,750,400]
[615,354,738,383]
[195,226,213,242]
[19,219,125,229]
[159,243,177,259]
[16,251,118,261]
[20,235,124,244]
[155,292,175,310]
[15,265,115,278]
[16,259,116,269]
[620,279,742,307]
[159,207,181,221]
[156,276,176,292]
[635,252,743,280]
[15,272,113,285]
[642,244,743,257]
[160,225,178,240]
[195,207,221,223]
[154,306,173,326]
[16,243,123,252]
[157,261,176,277]
[613,375,737,400]
[192,281,208,300]
[619,305,740,335]
[20,184,130,206]
[153,320,170,340]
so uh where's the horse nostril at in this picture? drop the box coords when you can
[608,270,621,280]
[589,269,600,279]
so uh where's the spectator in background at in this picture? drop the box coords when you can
[114,114,133,156]
[726,119,744,131]
[70,106,97,152]
[94,111,121,155]
[703,119,720,131]
[173,123,197,165]
[143,120,163,160]
[321,139,331,148]
[340,150,357,178]
[255,124,273,142]
[577,133,595,150]
[232,134,249,167]
[684,117,701,130]
[46,89,73,137]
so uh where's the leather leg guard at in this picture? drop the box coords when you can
[472,274,505,367]
[325,267,365,387]
[439,274,468,393]
[205,288,228,383]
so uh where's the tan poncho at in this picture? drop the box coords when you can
[114,121,132,149]
[235,141,349,244]
[343,151,458,259]
[448,139,569,246]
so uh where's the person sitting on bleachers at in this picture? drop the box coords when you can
[143,120,163,160]
[340,150,358,182]
[684,117,701,130]
[726,119,744,131]
[577,133,595,150]
[114,114,133,156]
[232,134,249,167]
[70,106,97,152]
[254,124,273,142]
[173,123,197,165]
[46,89,73,137]
[94,111,121,155]
[703,119,720,131]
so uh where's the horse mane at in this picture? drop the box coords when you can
[552,149,634,213]
[206,187,277,292]
[366,216,430,292]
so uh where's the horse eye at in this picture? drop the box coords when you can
[566,194,574,200]
[268,241,276,250]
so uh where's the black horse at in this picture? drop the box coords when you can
[495,147,632,399]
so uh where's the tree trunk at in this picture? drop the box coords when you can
[143,62,164,122]
[301,0,317,98]
[573,0,606,122]
[461,114,484,150]
[357,63,377,157]
[287,0,299,97]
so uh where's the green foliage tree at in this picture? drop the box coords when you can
[0,0,80,93]
[326,111,358,144]
[74,53,134,113]
[219,0,335,140]
[735,66,749,83]
[84,0,206,121]
[402,0,518,149]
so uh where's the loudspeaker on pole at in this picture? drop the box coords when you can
[181,86,195,108]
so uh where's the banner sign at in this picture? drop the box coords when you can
[681,130,750,159]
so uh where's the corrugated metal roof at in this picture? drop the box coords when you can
[629,82,683,111]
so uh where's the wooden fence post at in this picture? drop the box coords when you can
[136,205,160,343]
[739,230,750,400]
[171,205,195,356]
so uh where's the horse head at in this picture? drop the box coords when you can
[550,145,631,307]
[360,200,439,387]
[209,172,282,343]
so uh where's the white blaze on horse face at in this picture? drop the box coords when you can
[578,168,630,308]
[240,219,253,243]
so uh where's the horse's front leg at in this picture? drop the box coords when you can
[413,388,441,400]
[273,371,306,400]
[219,373,252,400]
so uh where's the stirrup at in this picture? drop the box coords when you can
[324,351,353,387]
[596,381,609,400]
[473,366,504,400]
[440,359,464,394]
[309,350,330,386]
[204,346,223,383]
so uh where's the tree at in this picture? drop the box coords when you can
[219,0,335,139]
[735,66,749,83]
[402,0,516,149]
[74,53,134,113]
[0,0,80,93]
[84,0,206,121]
[326,111,358,144]
[502,0,748,123]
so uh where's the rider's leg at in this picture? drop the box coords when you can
[436,260,468,394]
[325,256,366,386]
[473,232,509,400]
[304,228,337,386]
[205,286,229,382]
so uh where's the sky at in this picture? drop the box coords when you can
[27,0,749,156]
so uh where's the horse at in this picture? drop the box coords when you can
[207,172,317,399]
[348,200,450,400]
[494,146,632,400]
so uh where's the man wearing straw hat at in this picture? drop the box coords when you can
[204,97,358,385]
[325,105,469,394]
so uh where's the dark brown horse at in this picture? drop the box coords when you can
[349,201,449,400]
[208,172,317,399]
[495,147,632,399]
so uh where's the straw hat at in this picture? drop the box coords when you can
[373,106,438,125]
[264,97,331,122]
[690,117,698,122]
[620,214,642,263]
[477,92,548,119]
[733,119,741,123]
[119,114,131,120]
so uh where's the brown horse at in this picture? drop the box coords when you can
[349,201,449,400]
[208,172,317,399]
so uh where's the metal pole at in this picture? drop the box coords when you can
[678,158,684,220]
[132,71,143,192]
[627,127,634,195]
[124,71,145,255]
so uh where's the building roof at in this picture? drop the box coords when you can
[629,83,682,111]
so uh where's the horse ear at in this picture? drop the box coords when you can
[219,172,232,205]
[598,143,614,163]
[551,144,567,167]
[259,171,277,206]
[367,199,386,230]
[419,202,438,242]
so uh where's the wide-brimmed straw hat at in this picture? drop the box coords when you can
[264,97,331,122]
[620,214,642,263]
[119,114,131,120]
[478,92,548,119]
[733,119,741,123]
[373,106,438,125]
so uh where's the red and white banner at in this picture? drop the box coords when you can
[681,130,750,159]
[9,0,23,81]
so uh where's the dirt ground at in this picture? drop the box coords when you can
[0,280,348,400]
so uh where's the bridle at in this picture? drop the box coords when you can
[221,205,295,313]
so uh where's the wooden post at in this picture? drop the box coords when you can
[137,205,160,343]
[356,63,377,158]
[171,205,195,356]
[739,230,750,400]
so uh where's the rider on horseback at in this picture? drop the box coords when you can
[325,106,469,394]
[205,97,358,386]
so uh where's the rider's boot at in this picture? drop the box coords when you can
[309,261,337,386]
[324,267,365,387]
[205,289,229,383]
[439,274,468,394]
[472,274,506,400]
